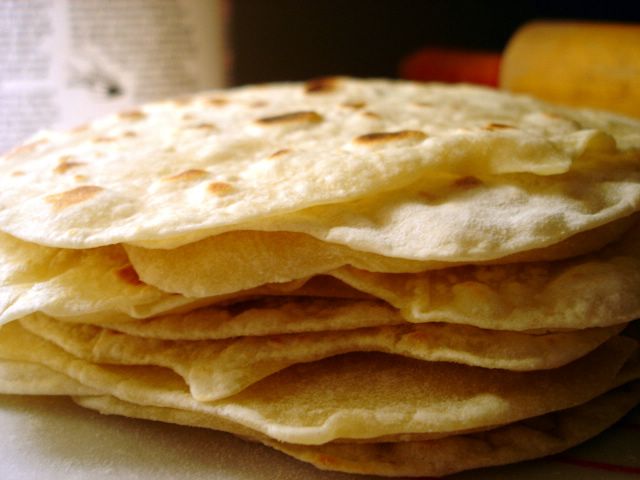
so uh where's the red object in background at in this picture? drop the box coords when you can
[399,47,501,86]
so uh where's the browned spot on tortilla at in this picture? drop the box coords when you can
[304,76,341,93]
[250,100,268,108]
[541,112,582,128]
[164,169,208,182]
[265,335,288,348]
[93,136,116,143]
[316,454,341,468]
[405,331,432,343]
[74,175,88,182]
[116,265,144,286]
[484,123,515,131]
[362,111,382,119]
[122,130,138,138]
[354,130,427,145]
[341,101,366,109]
[268,149,292,159]
[182,113,196,121]
[11,170,25,176]
[4,139,48,159]
[205,97,229,107]
[54,156,86,174]
[119,110,146,121]
[256,111,323,126]
[71,124,90,133]
[413,101,434,108]
[453,175,483,189]
[45,186,104,210]
[189,122,216,131]
[417,191,438,203]
[542,112,564,120]
[172,97,191,106]
[207,181,233,195]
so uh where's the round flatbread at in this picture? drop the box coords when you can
[1,78,639,261]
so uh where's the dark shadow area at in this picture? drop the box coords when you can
[229,0,640,84]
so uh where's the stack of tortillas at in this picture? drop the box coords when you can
[1,77,639,477]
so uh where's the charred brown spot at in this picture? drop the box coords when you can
[406,331,431,342]
[304,77,341,93]
[250,100,268,108]
[164,169,208,182]
[418,191,438,203]
[207,181,233,195]
[541,112,581,128]
[205,97,229,107]
[268,148,292,159]
[45,186,104,210]
[413,101,434,108]
[484,123,515,131]
[341,101,366,109]
[362,111,382,119]
[256,111,323,126]
[11,170,25,176]
[122,130,138,138]
[74,175,88,182]
[453,176,483,189]
[354,130,427,145]
[54,156,86,174]
[116,265,144,286]
[316,454,341,468]
[182,113,196,121]
[4,139,47,159]
[71,124,90,133]
[119,110,146,121]
[189,122,216,131]
[93,136,116,143]
[172,97,192,106]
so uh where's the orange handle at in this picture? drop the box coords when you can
[399,47,501,87]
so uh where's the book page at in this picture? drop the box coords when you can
[0,0,227,154]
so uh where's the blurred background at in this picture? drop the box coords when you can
[228,0,640,85]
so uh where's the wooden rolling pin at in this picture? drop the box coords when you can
[501,21,640,118]
[401,21,640,118]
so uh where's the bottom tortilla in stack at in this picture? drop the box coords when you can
[0,318,638,476]
[0,355,639,477]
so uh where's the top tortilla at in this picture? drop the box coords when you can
[1,77,639,255]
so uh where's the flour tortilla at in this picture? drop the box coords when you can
[7,214,640,334]
[129,222,640,332]
[3,351,637,477]
[20,313,624,401]
[99,296,400,341]
[0,359,98,396]
[1,79,639,255]
[328,222,640,331]
[74,382,640,477]
[0,232,203,325]
[235,157,640,263]
[0,322,637,444]
[124,213,636,297]
[0,230,364,326]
